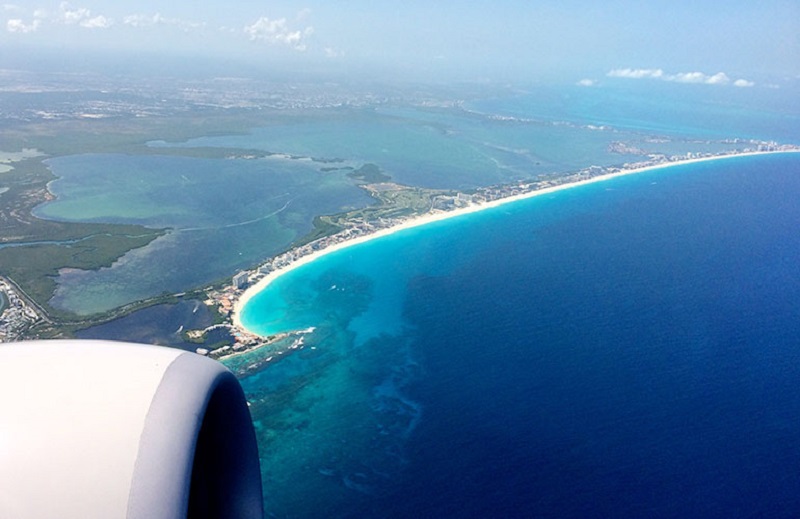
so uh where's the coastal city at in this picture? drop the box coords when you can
[0,276,43,342]
[0,68,464,124]
[199,142,799,359]
[1,140,796,353]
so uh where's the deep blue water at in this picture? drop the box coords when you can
[374,153,800,518]
[238,153,800,518]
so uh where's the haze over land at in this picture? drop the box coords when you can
[1,0,798,83]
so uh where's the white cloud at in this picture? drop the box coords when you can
[6,18,40,33]
[56,2,112,28]
[669,71,705,83]
[122,12,203,31]
[705,72,730,85]
[576,79,597,87]
[324,46,343,58]
[609,68,754,87]
[670,71,730,84]
[3,4,21,12]
[607,68,664,79]
[59,2,89,24]
[244,17,313,50]
[122,13,156,28]
[81,14,111,28]
[296,8,311,21]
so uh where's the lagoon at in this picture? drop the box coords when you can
[34,89,769,315]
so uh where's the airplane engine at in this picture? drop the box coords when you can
[0,340,263,519]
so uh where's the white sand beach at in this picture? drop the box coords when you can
[232,150,797,334]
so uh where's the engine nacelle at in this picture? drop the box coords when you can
[0,340,263,518]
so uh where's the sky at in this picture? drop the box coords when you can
[1,1,798,83]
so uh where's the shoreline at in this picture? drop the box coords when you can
[232,149,799,336]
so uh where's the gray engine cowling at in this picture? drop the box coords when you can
[0,340,263,519]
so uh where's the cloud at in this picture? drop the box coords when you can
[6,18,40,33]
[5,3,115,33]
[576,79,597,87]
[122,13,157,28]
[244,17,313,50]
[670,71,730,84]
[324,46,343,58]
[705,72,730,85]
[59,2,89,24]
[607,68,664,79]
[57,2,112,28]
[608,68,754,87]
[81,14,111,28]
[122,12,203,31]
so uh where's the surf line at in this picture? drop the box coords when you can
[232,149,800,337]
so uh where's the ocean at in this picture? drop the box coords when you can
[236,152,800,518]
[31,80,800,516]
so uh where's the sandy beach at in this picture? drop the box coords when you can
[232,150,797,334]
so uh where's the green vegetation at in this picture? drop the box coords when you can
[182,330,207,345]
[0,107,314,331]
[347,163,392,183]
[284,182,452,254]
[330,183,445,226]
[1,109,267,157]
[292,216,345,247]
[0,153,166,321]
[207,301,229,326]
[0,107,446,340]
[0,233,163,317]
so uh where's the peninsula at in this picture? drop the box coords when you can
[188,145,799,359]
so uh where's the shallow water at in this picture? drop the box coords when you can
[35,87,774,315]
[238,153,800,517]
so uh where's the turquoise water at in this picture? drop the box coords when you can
[240,222,461,342]
[153,103,749,189]
[37,154,372,314]
[34,81,800,515]
[35,85,775,315]
[236,152,800,517]
[469,82,800,142]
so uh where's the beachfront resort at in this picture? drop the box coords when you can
[191,142,799,358]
